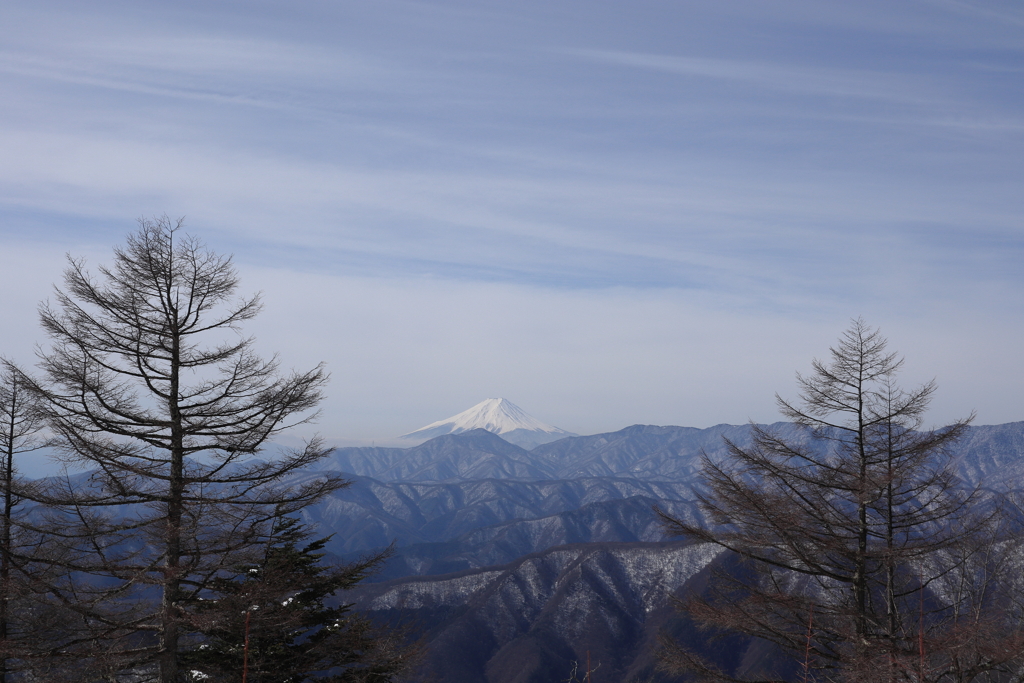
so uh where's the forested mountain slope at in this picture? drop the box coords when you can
[296,469,702,580]
[348,541,726,683]
[301,421,1024,576]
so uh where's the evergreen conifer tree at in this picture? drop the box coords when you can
[184,515,412,683]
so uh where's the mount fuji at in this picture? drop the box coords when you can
[399,398,577,449]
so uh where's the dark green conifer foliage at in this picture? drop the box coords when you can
[185,516,412,683]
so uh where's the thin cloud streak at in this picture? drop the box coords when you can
[568,49,946,106]
[0,56,302,113]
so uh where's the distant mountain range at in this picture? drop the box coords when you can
[301,419,1024,682]
[34,414,1024,682]
[399,398,577,449]
[307,420,1024,570]
[319,422,790,482]
[300,470,703,580]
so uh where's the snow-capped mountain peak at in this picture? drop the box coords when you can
[418,398,556,435]
[400,398,576,449]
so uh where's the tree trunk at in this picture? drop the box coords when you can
[0,376,14,683]
[160,291,184,683]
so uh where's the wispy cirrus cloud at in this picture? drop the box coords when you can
[1,0,1022,437]
[0,34,395,113]
[568,49,951,106]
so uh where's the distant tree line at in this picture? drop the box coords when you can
[0,218,414,682]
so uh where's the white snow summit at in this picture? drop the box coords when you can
[400,398,576,449]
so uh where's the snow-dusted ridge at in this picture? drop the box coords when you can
[399,398,576,449]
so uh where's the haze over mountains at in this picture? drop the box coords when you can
[320,421,791,483]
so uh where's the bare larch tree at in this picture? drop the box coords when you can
[19,217,347,682]
[658,319,1023,682]
[0,365,50,681]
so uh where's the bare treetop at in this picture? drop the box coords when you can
[656,320,1017,683]
[36,216,326,465]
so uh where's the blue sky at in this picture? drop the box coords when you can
[1,0,1022,448]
